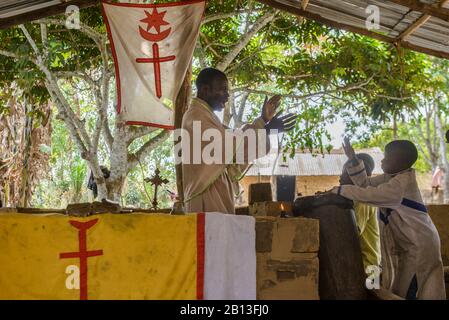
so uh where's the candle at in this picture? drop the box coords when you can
[280,203,287,218]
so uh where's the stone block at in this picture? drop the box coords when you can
[257,253,319,300]
[292,218,320,253]
[249,183,272,205]
[249,201,292,217]
[428,205,449,265]
[0,208,18,214]
[235,206,249,216]
[255,220,274,253]
[255,216,320,299]
[271,217,319,259]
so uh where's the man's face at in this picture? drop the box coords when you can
[203,77,229,111]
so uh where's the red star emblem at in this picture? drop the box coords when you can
[140,8,170,33]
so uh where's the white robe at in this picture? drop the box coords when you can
[181,97,269,214]
[333,160,446,300]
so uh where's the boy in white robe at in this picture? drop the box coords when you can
[332,139,445,300]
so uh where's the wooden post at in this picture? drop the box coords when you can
[297,0,309,24]
[174,64,192,202]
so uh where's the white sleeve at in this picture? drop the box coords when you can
[334,175,404,208]
[346,159,388,187]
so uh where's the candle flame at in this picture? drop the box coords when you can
[280,203,285,211]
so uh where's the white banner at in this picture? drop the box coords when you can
[102,0,205,128]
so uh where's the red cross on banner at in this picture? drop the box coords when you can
[102,0,205,129]
[59,219,103,300]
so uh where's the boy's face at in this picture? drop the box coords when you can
[339,164,353,185]
[381,149,403,174]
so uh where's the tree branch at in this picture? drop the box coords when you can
[243,1,255,34]
[40,23,48,61]
[93,35,113,154]
[0,49,37,65]
[19,24,93,152]
[216,10,277,71]
[196,39,207,69]
[200,32,222,59]
[92,87,104,154]
[53,71,96,87]
[236,92,249,127]
[232,77,375,100]
[47,84,88,157]
[128,130,171,171]
[34,18,106,47]
[226,45,270,75]
[127,125,159,142]
[202,9,260,24]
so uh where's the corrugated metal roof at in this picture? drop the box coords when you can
[246,148,384,176]
[258,0,449,60]
[0,0,98,29]
[2,0,449,60]
[0,1,60,19]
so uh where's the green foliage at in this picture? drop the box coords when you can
[3,0,449,207]
[32,112,89,208]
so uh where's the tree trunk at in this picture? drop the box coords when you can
[436,114,449,203]
[19,99,33,207]
[223,95,233,126]
[392,114,398,140]
[106,119,129,202]
[174,64,192,202]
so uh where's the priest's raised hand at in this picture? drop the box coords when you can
[264,112,297,133]
[261,95,282,123]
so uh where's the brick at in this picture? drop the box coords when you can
[292,218,320,253]
[267,257,319,278]
[235,206,249,216]
[248,183,272,205]
[249,201,292,217]
[0,208,18,214]
[66,203,91,217]
[271,218,319,260]
[255,220,273,253]
[428,205,449,266]
[257,253,319,300]
[271,218,296,259]
[276,270,295,281]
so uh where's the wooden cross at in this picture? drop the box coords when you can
[145,168,169,210]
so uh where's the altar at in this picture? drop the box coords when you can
[0,210,320,300]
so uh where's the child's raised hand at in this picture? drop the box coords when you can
[262,95,282,123]
[342,136,356,160]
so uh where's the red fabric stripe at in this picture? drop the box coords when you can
[135,56,175,63]
[196,212,205,300]
[125,121,175,130]
[59,219,102,300]
[102,0,205,8]
[153,43,162,98]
